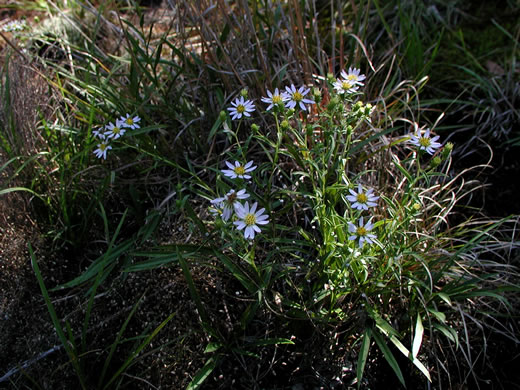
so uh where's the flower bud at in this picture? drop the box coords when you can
[312,88,322,103]
[251,123,259,132]
[442,142,454,159]
[219,110,227,122]
[281,120,290,130]
[353,101,363,111]
[327,73,335,83]
[430,156,442,168]
[327,96,340,112]
[240,88,248,98]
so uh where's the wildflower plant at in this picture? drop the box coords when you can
[261,88,289,111]
[221,160,257,180]
[228,96,256,120]
[348,217,377,248]
[284,84,314,111]
[341,67,366,85]
[1,20,28,33]
[93,137,112,160]
[408,125,442,155]
[91,113,141,160]
[347,184,380,210]
[198,63,515,388]
[105,120,126,140]
[233,201,270,239]
[210,189,249,222]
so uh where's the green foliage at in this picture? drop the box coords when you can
[29,211,176,389]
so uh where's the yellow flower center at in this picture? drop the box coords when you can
[292,91,303,102]
[236,104,246,114]
[99,143,107,151]
[244,213,256,226]
[347,74,358,81]
[356,226,367,236]
[342,81,353,90]
[419,137,431,147]
[356,193,368,203]
[234,166,246,175]
[113,127,121,134]
[125,118,134,125]
[272,95,282,104]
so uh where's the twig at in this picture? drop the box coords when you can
[0,30,30,63]
[0,346,62,383]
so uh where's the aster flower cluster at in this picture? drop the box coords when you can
[2,20,27,32]
[346,183,380,248]
[227,83,317,121]
[211,160,269,240]
[260,84,314,112]
[93,113,141,159]
[219,65,447,247]
[226,68,370,122]
[333,67,365,95]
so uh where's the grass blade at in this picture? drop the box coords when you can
[103,311,176,390]
[177,247,212,332]
[372,330,405,387]
[356,328,371,388]
[98,293,146,388]
[29,243,87,390]
[187,357,217,390]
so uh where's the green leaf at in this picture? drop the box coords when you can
[0,186,44,202]
[137,209,163,244]
[427,308,446,323]
[240,301,260,330]
[391,156,413,184]
[412,315,423,358]
[433,323,459,348]
[82,209,129,350]
[124,244,214,272]
[368,309,400,338]
[177,247,211,331]
[184,200,208,235]
[436,292,452,306]
[372,330,406,387]
[389,335,431,382]
[213,250,257,294]
[454,289,510,306]
[372,310,431,382]
[350,126,398,156]
[99,293,145,388]
[187,357,217,390]
[54,238,134,290]
[356,328,371,388]
[208,116,223,139]
[246,337,295,347]
[204,342,222,353]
